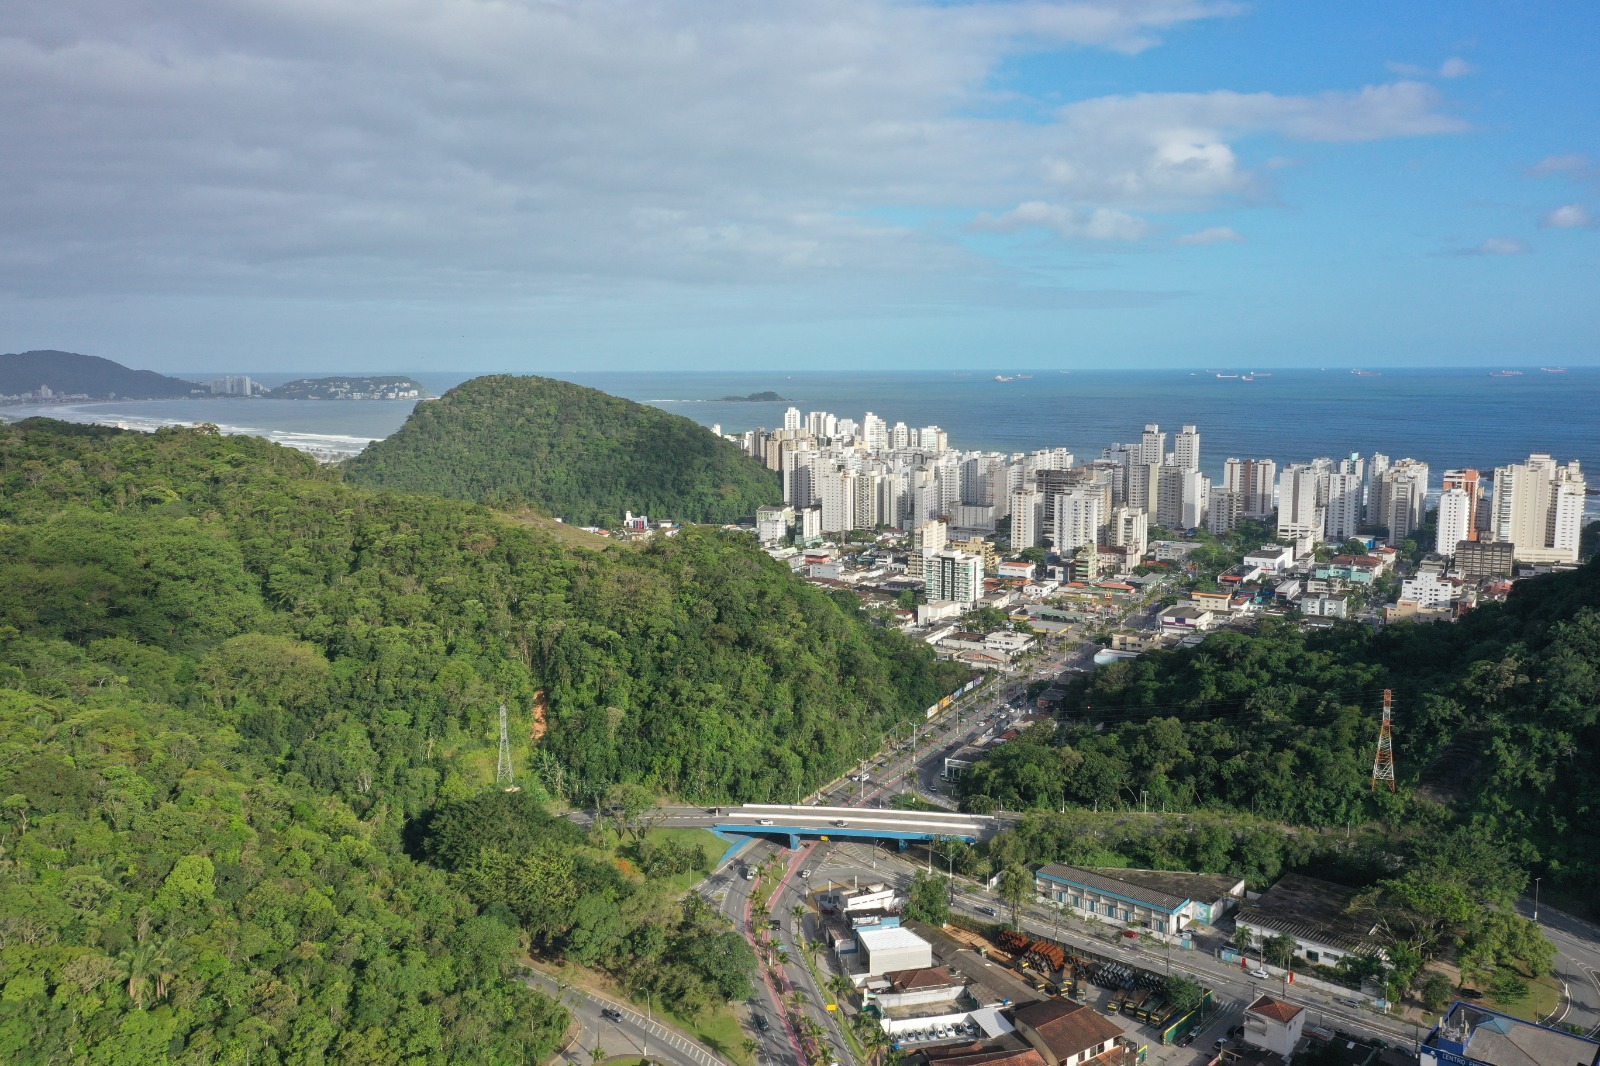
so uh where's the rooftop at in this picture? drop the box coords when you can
[1237,872,1382,955]
[1035,863,1190,912]
[859,926,932,953]
[1011,1000,1124,1060]
[1429,1001,1600,1066]
[1246,994,1303,1024]
[885,966,961,992]
[1096,868,1244,906]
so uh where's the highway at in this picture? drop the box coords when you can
[525,966,731,1066]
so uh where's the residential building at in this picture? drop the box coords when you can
[928,550,984,608]
[1157,466,1205,530]
[1324,471,1364,543]
[1012,1000,1129,1066]
[783,406,802,432]
[1421,1002,1600,1066]
[1277,464,1326,550]
[908,519,949,582]
[819,467,858,533]
[1173,424,1200,470]
[1139,423,1166,465]
[1372,459,1429,541]
[798,505,823,546]
[1441,469,1484,542]
[1224,457,1277,519]
[1455,540,1515,582]
[756,505,793,546]
[1011,489,1044,551]
[952,535,999,574]
[1208,487,1242,536]
[1400,568,1461,610]
[1435,486,1474,558]
[1242,545,1295,573]
[1053,488,1105,555]
[1490,453,1587,563]
[1300,595,1348,619]
[1108,505,1148,559]
[1242,995,1305,1061]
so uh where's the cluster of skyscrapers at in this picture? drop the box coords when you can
[735,409,1587,569]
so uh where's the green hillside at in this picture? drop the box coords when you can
[0,418,963,1062]
[344,374,781,525]
[0,349,201,399]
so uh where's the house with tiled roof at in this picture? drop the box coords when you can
[1011,1000,1129,1066]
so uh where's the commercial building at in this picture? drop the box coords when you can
[1234,873,1386,969]
[1421,1001,1600,1066]
[1490,453,1587,563]
[857,926,934,977]
[1033,864,1243,935]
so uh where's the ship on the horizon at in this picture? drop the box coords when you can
[1488,370,1524,377]
[1542,367,1567,373]
[1351,369,1382,376]
[993,375,1014,382]
[1215,372,1239,379]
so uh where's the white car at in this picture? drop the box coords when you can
[1250,967,1271,979]
[758,818,775,826]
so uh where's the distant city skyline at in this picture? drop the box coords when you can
[4,2,1597,372]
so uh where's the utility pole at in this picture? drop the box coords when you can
[496,703,515,789]
[1534,877,1541,922]
[1370,689,1397,792]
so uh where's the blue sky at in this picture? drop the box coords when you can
[2,1,1596,372]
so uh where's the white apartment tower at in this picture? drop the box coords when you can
[1277,464,1327,549]
[783,406,802,432]
[1140,424,1167,465]
[1207,488,1242,536]
[1011,489,1044,550]
[819,468,857,533]
[861,412,888,454]
[1435,487,1474,558]
[1491,454,1587,563]
[1324,472,1364,543]
[1109,505,1149,559]
[927,550,983,608]
[1052,488,1105,555]
[1373,460,1429,541]
[1173,425,1201,471]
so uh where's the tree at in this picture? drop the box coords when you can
[1230,925,1255,955]
[998,864,1032,927]
[1264,934,1297,969]
[1164,976,1203,1015]
[1419,971,1454,1013]
[905,872,950,927]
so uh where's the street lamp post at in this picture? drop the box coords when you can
[1533,877,1541,922]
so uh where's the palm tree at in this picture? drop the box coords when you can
[827,972,854,1009]
[122,942,162,1009]
[590,1045,608,1066]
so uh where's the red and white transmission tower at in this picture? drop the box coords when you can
[1371,688,1397,792]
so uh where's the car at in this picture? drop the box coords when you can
[1250,967,1271,979]
[706,806,721,815]
[978,905,998,916]
[832,819,849,827]
[768,918,781,930]
[799,869,812,878]
[1338,997,1361,1008]
[758,818,775,826]
[754,1015,770,1032]
[601,1008,623,1022]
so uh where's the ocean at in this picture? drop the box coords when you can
[4,368,1597,506]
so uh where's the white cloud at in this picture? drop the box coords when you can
[1177,226,1243,245]
[1037,81,1466,210]
[1457,237,1531,256]
[1387,57,1476,79]
[976,202,1152,241]
[0,1,1465,303]
[1529,155,1598,185]
[1540,204,1592,229]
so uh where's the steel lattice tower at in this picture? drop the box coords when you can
[496,703,515,788]
[1371,689,1396,792]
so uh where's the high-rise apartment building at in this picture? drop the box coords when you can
[927,550,983,608]
[1052,487,1105,555]
[1277,464,1326,548]
[1207,488,1241,536]
[1435,487,1473,558]
[1140,424,1166,465]
[1224,458,1277,519]
[1173,425,1200,471]
[1490,454,1587,563]
[1324,472,1364,543]
[1441,470,1483,541]
[1373,460,1429,541]
[1011,489,1043,550]
[1109,505,1149,558]
[818,468,857,533]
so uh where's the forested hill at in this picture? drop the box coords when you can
[0,418,965,1060]
[0,349,201,399]
[344,374,782,525]
[959,553,1600,899]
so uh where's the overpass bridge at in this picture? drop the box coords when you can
[709,804,996,851]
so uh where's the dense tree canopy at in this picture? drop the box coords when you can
[344,374,782,525]
[0,418,967,1063]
